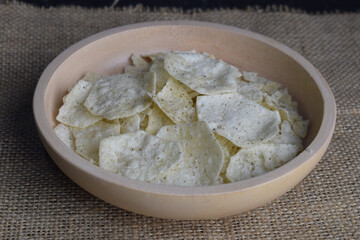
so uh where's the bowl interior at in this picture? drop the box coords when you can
[45,24,323,152]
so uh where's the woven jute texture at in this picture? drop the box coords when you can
[0,3,359,239]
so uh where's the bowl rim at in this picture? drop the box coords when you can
[33,20,336,196]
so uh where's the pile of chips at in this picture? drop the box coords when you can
[54,51,308,186]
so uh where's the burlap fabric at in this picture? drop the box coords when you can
[0,3,359,239]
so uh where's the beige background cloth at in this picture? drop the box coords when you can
[0,3,359,238]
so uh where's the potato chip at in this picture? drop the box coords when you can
[236,80,264,102]
[153,121,224,186]
[99,130,183,182]
[179,81,201,99]
[145,105,173,135]
[138,106,153,130]
[154,78,196,124]
[56,80,102,128]
[84,73,153,120]
[272,89,297,110]
[103,118,120,125]
[144,52,166,61]
[242,71,281,95]
[124,54,151,80]
[123,65,137,75]
[287,112,309,138]
[215,134,239,156]
[271,120,302,146]
[131,53,149,69]
[197,93,281,147]
[242,71,259,82]
[120,114,140,133]
[226,147,267,182]
[54,123,75,150]
[216,138,231,175]
[216,176,224,184]
[227,143,239,157]
[242,71,268,84]
[216,135,238,184]
[141,72,156,95]
[262,144,301,170]
[82,72,106,85]
[188,91,201,99]
[214,133,230,148]
[214,133,239,176]
[149,58,171,92]
[72,120,120,165]
[226,143,300,182]
[164,51,241,94]
[262,80,281,95]
[262,94,279,111]
[263,91,308,138]
[66,72,104,92]
[139,115,149,131]
[125,64,154,84]
[138,107,152,120]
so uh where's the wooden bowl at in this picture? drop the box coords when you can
[33,21,336,220]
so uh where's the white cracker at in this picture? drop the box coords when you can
[56,80,102,128]
[262,80,281,95]
[242,71,268,84]
[145,105,173,135]
[215,134,231,176]
[262,94,279,111]
[144,52,166,61]
[187,91,201,99]
[154,78,196,124]
[216,176,224,184]
[99,130,183,182]
[123,70,156,95]
[241,71,281,96]
[124,54,151,79]
[82,72,106,85]
[226,146,267,182]
[152,121,224,186]
[139,116,149,131]
[197,93,281,147]
[287,111,309,138]
[103,118,120,125]
[242,71,259,82]
[270,120,303,146]
[149,58,171,92]
[236,80,265,102]
[226,143,300,182]
[124,65,138,76]
[262,144,301,170]
[272,89,298,110]
[144,72,156,95]
[84,73,153,120]
[263,92,308,138]
[131,53,149,69]
[54,123,75,150]
[164,51,241,94]
[179,81,200,99]
[138,107,152,130]
[272,89,308,138]
[120,114,141,133]
[72,120,120,165]
[138,107,152,121]
[215,134,239,156]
